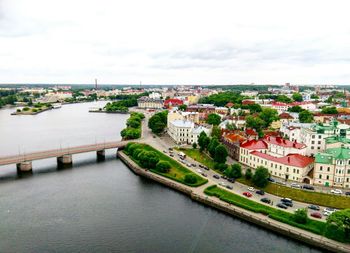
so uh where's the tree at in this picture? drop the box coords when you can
[311,94,319,99]
[214,163,228,172]
[288,105,303,113]
[321,106,338,114]
[299,110,314,123]
[293,208,308,224]
[155,161,171,173]
[214,145,228,163]
[276,95,292,103]
[325,209,350,243]
[206,113,221,125]
[292,92,303,102]
[245,168,253,180]
[178,104,187,111]
[184,174,198,184]
[198,131,210,152]
[138,151,159,168]
[211,125,221,139]
[245,116,265,133]
[208,137,220,157]
[325,96,333,103]
[148,114,166,134]
[192,142,197,149]
[225,163,242,178]
[259,108,279,128]
[252,166,269,188]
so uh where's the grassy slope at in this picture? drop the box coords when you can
[125,144,208,187]
[183,148,350,209]
[205,185,326,236]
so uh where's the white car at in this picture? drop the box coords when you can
[331,189,343,195]
[247,187,255,192]
[219,182,227,187]
[290,183,301,188]
[196,169,203,174]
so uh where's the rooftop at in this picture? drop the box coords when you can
[169,120,194,128]
[240,139,268,150]
[316,146,350,164]
[264,136,306,149]
[251,151,314,168]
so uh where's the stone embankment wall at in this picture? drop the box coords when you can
[117,151,350,253]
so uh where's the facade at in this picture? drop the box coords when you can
[137,96,163,109]
[239,137,311,182]
[164,98,183,109]
[167,110,199,126]
[167,120,211,145]
[314,146,350,188]
[222,133,246,160]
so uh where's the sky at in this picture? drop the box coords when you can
[0,0,350,85]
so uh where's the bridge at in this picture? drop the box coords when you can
[0,140,130,173]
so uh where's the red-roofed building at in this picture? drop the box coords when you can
[225,102,234,108]
[279,112,294,124]
[248,151,314,182]
[164,98,183,109]
[239,135,312,182]
[271,102,290,112]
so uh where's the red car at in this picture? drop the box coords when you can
[243,192,252,197]
[310,212,322,219]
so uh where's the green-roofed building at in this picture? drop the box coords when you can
[314,145,350,188]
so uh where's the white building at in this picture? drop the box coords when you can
[137,96,163,109]
[168,120,211,145]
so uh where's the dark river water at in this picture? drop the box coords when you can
[0,102,323,253]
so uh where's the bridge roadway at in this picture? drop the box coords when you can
[0,140,130,167]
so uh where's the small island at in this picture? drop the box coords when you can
[12,103,53,115]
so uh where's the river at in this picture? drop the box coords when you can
[0,102,322,253]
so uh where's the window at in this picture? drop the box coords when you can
[318,135,321,139]
[320,166,323,171]
[327,167,330,172]
[326,175,329,180]
[318,141,321,144]
[319,174,322,179]
[311,146,314,149]
[311,141,315,144]
[312,135,315,139]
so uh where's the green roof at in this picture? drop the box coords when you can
[325,136,350,144]
[315,146,350,164]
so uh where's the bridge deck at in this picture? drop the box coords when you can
[0,140,129,166]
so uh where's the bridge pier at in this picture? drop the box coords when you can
[16,161,33,173]
[57,154,72,165]
[97,150,105,161]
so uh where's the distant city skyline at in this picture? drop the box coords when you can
[1,0,350,84]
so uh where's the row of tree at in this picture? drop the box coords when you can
[120,112,144,140]
[245,107,279,134]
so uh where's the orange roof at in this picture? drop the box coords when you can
[224,133,246,143]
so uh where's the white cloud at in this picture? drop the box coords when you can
[0,0,350,84]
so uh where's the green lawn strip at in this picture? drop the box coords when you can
[124,144,208,187]
[205,185,326,236]
[183,148,350,209]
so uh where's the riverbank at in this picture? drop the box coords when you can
[117,150,350,253]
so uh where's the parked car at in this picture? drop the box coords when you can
[281,198,293,203]
[198,164,203,168]
[308,205,320,211]
[256,190,265,195]
[260,197,271,204]
[227,178,235,183]
[201,173,207,177]
[221,175,227,179]
[219,182,227,187]
[196,169,203,174]
[243,192,252,197]
[323,211,332,216]
[168,148,173,151]
[191,163,197,167]
[310,212,322,219]
[345,191,350,196]
[290,183,301,188]
[283,201,293,207]
[324,207,337,213]
[247,187,255,192]
[203,166,209,171]
[267,177,275,182]
[331,189,343,195]
[226,185,233,190]
[302,185,315,190]
[276,203,288,209]
[163,150,167,153]
[213,174,220,179]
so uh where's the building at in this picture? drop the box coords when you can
[314,146,350,188]
[167,120,211,145]
[270,102,290,113]
[167,110,199,126]
[137,96,163,109]
[149,92,162,99]
[164,98,183,109]
[222,133,246,160]
[239,136,312,182]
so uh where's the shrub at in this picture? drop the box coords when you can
[23,107,30,111]
[155,161,171,173]
[16,109,21,112]
[293,208,308,224]
[252,166,269,188]
[32,109,38,112]
[214,163,228,172]
[184,174,197,184]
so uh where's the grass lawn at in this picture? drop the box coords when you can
[183,148,350,209]
[205,185,326,237]
[124,144,208,187]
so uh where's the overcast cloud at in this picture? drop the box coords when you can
[0,0,350,85]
